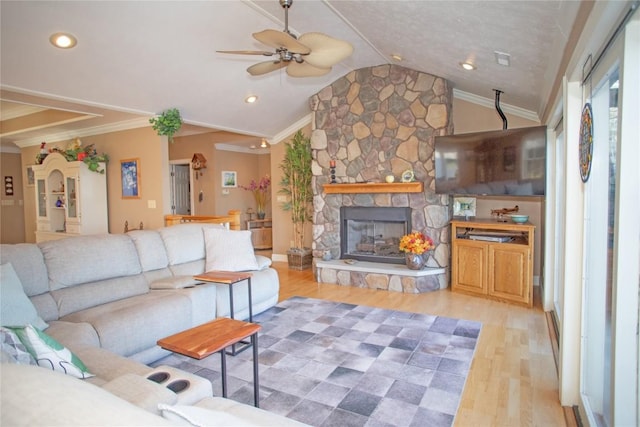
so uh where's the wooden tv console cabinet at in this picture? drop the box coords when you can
[451,219,535,307]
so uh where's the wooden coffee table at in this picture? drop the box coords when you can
[157,318,261,407]
[193,271,254,355]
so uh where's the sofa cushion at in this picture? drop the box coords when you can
[39,234,142,290]
[9,324,94,379]
[1,263,49,330]
[44,321,101,352]
[51,275,149,317]
[204,228,258,272]
[128,230,170,272]
[61,292,193,357]
[0,364,175,426]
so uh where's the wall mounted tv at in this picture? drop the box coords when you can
[434,126,546,196]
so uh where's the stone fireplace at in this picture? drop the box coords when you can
[309,65,453,293]
[341,206,411,265]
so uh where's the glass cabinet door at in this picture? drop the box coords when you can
[36,179,47,217]
[66,176,77,219]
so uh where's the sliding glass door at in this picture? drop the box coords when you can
[580,64,618,427]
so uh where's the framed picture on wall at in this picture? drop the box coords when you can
[26,166,35,186]
[120,158,141,199]
[222,171,237,188]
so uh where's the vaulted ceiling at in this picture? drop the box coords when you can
[1,0,581,150]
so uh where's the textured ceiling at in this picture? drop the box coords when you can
[0,0,580,149]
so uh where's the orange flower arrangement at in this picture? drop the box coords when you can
[399,231,435,255]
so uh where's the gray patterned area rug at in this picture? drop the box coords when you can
[153,296,481,427]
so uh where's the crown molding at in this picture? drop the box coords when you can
[453,89,540,123]
[270,114,312,145]
[13,117,152,148]
[215,143,269,155]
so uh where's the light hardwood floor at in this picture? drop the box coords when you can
[271,261,567,427]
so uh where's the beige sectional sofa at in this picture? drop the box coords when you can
[0,223,302,426]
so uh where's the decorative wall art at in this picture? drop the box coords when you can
[4,176,14,196]
[579,102,593,183]
[26,166,35,186]
[453,196,477,219]
[120,158,141,199]
[222,171,237,188]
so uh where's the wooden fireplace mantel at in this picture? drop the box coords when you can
[322,182,423,194]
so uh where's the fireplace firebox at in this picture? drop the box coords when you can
[340,207,412,264]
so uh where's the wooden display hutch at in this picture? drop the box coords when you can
[246,218,272,250]
[451,219,535,307]
[32,153,108,242]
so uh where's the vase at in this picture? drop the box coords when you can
[405,253,427,270]
[257,211,266,220]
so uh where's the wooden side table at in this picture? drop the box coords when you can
[157,318,261,407]
[193,271,253,354]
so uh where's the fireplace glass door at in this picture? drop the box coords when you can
[340,207,411,264]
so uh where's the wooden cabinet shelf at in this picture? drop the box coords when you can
[323,182,423,194]
[451,218,535,307]
[247,219,272,250]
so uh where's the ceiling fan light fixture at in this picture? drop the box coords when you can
[460,61,476,71]
[49,32,77,49]
[219,0,353,78]
[245,95,258,103]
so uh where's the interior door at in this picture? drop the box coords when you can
[171,164,191,215]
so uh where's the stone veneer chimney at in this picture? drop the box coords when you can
[309,65,454,291]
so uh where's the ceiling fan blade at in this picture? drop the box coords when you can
[286,61,331,78]
[217,50,275,56]
[247,60,287,76]
[253,29,311,55]
[297,32,354,68]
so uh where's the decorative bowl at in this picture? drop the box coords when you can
[509,214,529,223]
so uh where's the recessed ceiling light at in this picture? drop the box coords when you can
[391,54,403,62]
[494,51,511,67]
[245,95,258,104]
[260,139,268,148]
[49,32,77,49]
[460,62,476,71]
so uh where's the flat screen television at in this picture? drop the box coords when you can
[434,126,546,196]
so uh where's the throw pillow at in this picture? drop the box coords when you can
[0,263,48,330]
[204,228,259,272]
[0,326,36,365]
[9,324,94,379]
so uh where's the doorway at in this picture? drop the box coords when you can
[170,161,193,215]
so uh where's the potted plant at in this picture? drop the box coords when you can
[279,130,313,270]
[240,175,270,219]
[149,108,182,143]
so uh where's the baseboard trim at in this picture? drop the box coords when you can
[272,253,288,262]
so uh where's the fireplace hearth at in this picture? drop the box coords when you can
[340,207,411,264]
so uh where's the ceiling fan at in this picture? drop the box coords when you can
[217,0,353,78]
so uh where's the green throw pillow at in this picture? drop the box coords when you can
[9,324,94,379]
[0,263,48,330]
